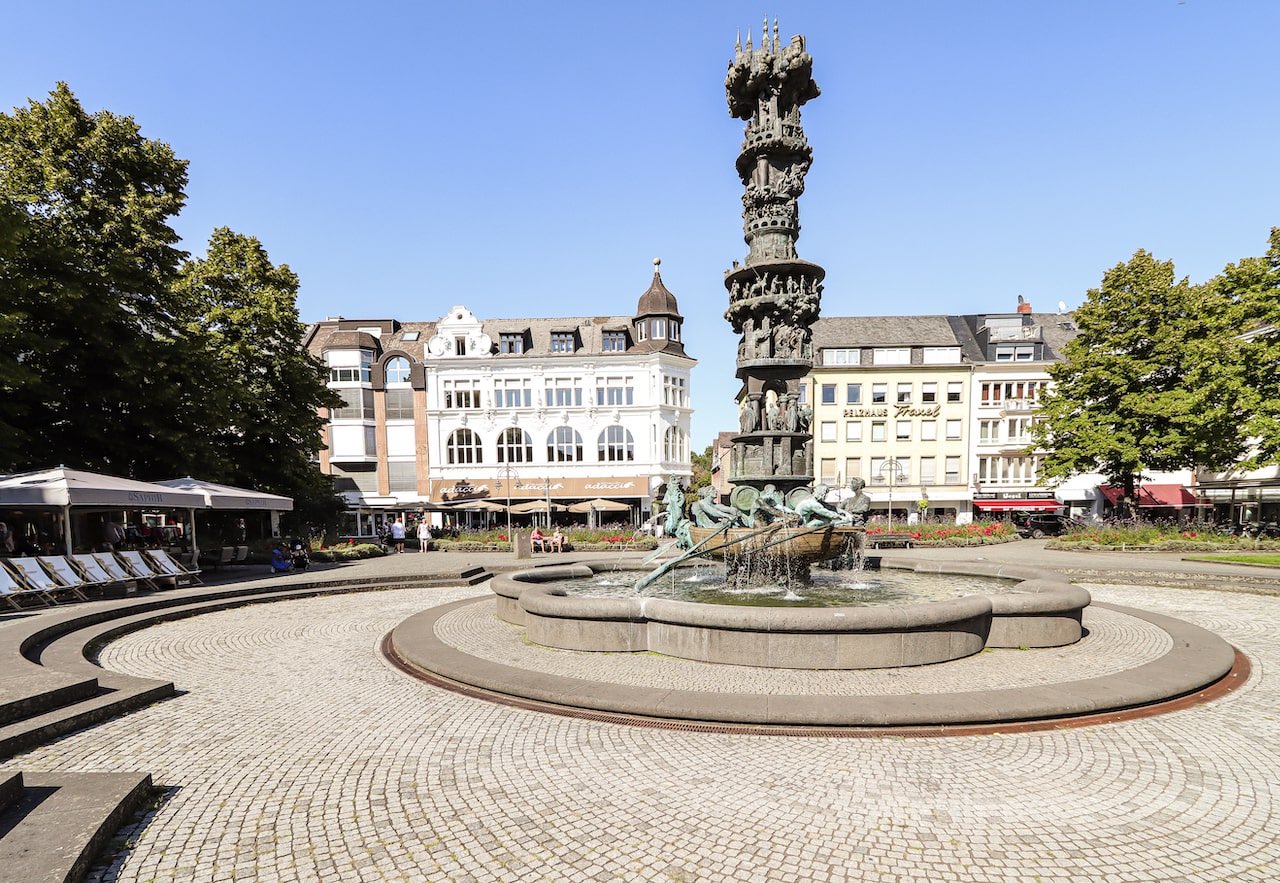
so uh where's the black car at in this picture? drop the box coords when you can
[1012,512,1072,539]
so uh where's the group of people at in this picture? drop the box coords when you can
[530,526,566,553]
[381,517,434,553]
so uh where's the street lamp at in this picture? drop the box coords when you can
[495,464,519,544]
[878,458,907,529]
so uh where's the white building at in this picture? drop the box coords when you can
[306,264,695,534]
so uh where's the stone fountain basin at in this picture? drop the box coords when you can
[489,561,1089,670]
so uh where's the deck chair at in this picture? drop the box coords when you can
[36,556,97,601]
[73,553,138,593]
[7,557,85,603]
[144,549,202,586]
[88,552,148,589]
[116,550,171,590]
[0,560,54,608]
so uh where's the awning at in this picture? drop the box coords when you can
[972,499,1063,511]
[155,477,294,511]
[0,467,206,509]
[567,498,634,513]
[508,500,568,513]
[1099,484,1203,508]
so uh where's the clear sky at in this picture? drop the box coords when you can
[4,1,1278,448]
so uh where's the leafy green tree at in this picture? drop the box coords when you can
[174,228,343,530]
[1032,250,1242,500]
[1213,228,1280,469]
[683,442,714,506]
[0,83,198,476]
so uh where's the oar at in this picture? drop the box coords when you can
[634,521,735,594]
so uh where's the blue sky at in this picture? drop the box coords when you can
[4,1,1278,448]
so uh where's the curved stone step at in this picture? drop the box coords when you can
[0,771,151,883]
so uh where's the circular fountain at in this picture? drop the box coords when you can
[385,27,1244,731]
[489,561,1090,670]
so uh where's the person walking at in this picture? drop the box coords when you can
[416,519,431,552]
[390,518,406,554]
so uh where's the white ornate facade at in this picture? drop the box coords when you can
[305,265,694,533]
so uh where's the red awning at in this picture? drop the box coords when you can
[972,499,1063,511]
[1098,484,1200,508]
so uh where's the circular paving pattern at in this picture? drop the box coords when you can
[0,581,1276,881]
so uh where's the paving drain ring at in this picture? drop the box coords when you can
[384,597,1249,738]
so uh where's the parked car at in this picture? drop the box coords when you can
[1012,512,1072,539]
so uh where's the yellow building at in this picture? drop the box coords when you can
[807,317,975,522]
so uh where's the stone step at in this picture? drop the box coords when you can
[0,680,174,762]
[0,771,152,883]
[0,673,100,728]
[0,771,22,813]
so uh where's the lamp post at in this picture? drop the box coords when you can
[878,458,907,529]
[496,464,519,545]
[544,476,553,529]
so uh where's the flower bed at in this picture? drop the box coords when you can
[310,542,387,562]
[427,529,658,553]
[1048,523,1280,552]
[864,521,1018,546]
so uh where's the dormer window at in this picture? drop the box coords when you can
[551,331,576,353]
[384,356,411,384]
[651,319,666,340]
[669,321,680,341]
[500,333,525,354]
[602,330,627,352]
[637,322,647,342]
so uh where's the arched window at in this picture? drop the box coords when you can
[447,428,483,465]
[384,356,411,384]
[548,427,583,462]
[497,427,533,463]
[598,425,635,462]
[663,427,688,462]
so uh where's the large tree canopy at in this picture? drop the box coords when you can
[0,82,196,476]
[174,228,342,529]
[1214,228,1280,470]
[1032,249,1246,498]
[1,84,343,528]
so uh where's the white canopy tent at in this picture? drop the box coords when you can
[155,477,294,538]
[154,477,294,511]
[0,467,206,555]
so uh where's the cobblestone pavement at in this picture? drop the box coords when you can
[1,581,1277,882]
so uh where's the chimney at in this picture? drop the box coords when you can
[1016,295,1032,314]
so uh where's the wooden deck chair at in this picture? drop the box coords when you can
[91,552,154,590]
[144,549,202,586]
[0,560,54,608]
[7,558,81,604]
[116,550,171,590]
[36,556,96,601]
[73,553,138,592]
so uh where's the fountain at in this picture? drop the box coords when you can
[386,26,1240,726]
[650,25,861,588]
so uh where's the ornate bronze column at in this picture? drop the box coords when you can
[724,22,824,501]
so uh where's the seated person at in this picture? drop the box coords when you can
[550,527,565,552]
[270,544,291,573]
[530,526,545,552]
